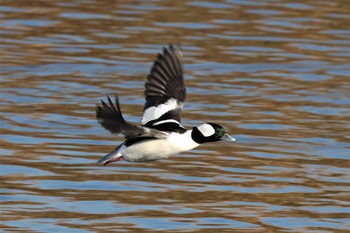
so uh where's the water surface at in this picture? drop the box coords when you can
[1,0,349,232]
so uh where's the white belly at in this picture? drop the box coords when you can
[121,131,199,162]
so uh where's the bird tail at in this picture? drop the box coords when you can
[96,143,125,166]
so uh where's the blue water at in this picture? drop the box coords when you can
[1,0,349,232]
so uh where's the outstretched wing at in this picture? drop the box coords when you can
[96,96,168,139]
[141,45,186,132]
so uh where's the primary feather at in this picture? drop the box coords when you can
[142,45,186,131]
[96,96,168,139]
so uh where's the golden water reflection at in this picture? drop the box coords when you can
[1,0,349,232]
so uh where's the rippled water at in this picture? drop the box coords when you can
[1,0,349,232]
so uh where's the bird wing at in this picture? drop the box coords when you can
[96,96,168,139]
[141,45,186,132]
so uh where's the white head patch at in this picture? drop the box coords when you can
[197,124,215,137]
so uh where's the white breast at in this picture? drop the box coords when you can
[122,130,199,162]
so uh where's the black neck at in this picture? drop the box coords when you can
[191,127,207,144]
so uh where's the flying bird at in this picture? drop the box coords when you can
[96,45,235,165]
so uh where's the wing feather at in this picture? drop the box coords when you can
[96,96,168,139]
[142,45,186,131]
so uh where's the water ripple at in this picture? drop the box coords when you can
[1,0,349,232]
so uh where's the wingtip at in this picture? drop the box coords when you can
[107,96,114,108]
[167,44,183,59]
[162,44,178,53]
[106,95,113,102]
[167,44,182,51]
[157,44,182,60]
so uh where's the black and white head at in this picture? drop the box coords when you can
[192,123,235,144]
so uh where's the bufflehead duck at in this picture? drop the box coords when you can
[96,45,235,165]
